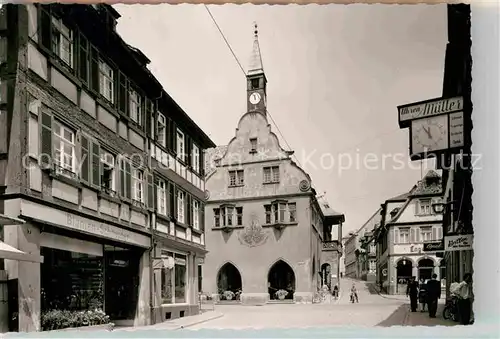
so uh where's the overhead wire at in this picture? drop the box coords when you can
[203,5,408,200]
[204,5,303,168]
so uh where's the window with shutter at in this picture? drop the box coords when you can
[147,172,154,209]
[185,136,191,166]
[177,190,185,223]
[200,206,205,232]
[192,144,200,173]
[187,195,192,226]
[40,111,53,168]
[78,33,89,83]
[39,6,52,51]
[157,178,167,215]
[91,141,100,187]
[125,161,132,199]
[170,120,177,153]
[168,183,175,218]
[90,47,99,93]
[80,135,90,183]
[144,98,153,132]
[118,72,128,113]
[437,226,443,240]
[119,158,126,197]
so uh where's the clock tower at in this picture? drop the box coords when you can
[247,23,267,115]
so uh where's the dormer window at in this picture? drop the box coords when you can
[417,199,432,216]
[250,138,258,152]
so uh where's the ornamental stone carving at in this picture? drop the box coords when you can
[238,216,269,248]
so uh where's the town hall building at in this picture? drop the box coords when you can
[202,25,344,305]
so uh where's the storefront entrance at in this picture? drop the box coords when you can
[396,258,412,294]
[40,247,104,312]
[104,245,140,320]
[267,260,295,300]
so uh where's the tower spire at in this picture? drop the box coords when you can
[246,21,267,115]
[248,22,264,76]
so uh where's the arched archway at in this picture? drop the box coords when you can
[396,258,413,294]
[418,258,435,282]
[268,260,295,300]
[216,263,242,301]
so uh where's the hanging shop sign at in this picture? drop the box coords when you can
[423,240,444,252]
[398,96,463,124]
[397,96,465,161]
[444,234,473,252]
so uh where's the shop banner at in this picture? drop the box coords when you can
[444,234,473,252]
[423,240,444,252]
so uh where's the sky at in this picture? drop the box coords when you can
[114,4,447,235]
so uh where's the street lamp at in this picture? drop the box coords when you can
[402,259,406,266]
[432,201,456,214]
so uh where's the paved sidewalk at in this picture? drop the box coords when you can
[403,304,457,326]
[113,311,224,331]
[368,282,445,303]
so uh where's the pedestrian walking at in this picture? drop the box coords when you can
[332,284,339,300]
[406,276,419,312]
[426,273,441,318]
[418,278,428,312]
[455,273,473,325]
[350,283,359,303]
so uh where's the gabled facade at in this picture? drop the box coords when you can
[0,4,214,332]
[374,170,445,295]
[202,25,344,305]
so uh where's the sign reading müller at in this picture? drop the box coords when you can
[398,96,463,124]
[444,234,473,252]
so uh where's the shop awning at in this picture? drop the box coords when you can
[0,214,43,263]
[0,214,25,226]
[0,241,43,263]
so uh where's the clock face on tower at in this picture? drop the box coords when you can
[411,115,449,155]
[249,92,261,105]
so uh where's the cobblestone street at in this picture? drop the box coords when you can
[182,279,457,330]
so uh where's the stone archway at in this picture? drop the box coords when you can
[418,258,435,282]
[217,262,243,301]
[396,258,413,294]
[268,260,296,300]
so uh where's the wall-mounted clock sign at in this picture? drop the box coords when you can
[411,115,449,155]
[249,92,261,105]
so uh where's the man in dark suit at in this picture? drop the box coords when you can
[406,276,419,312]
[426,273,441,318]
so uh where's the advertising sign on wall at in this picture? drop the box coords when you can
[444,234,473,252]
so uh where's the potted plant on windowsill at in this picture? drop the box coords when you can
[275,289,288,300]
[223,290,235,301]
